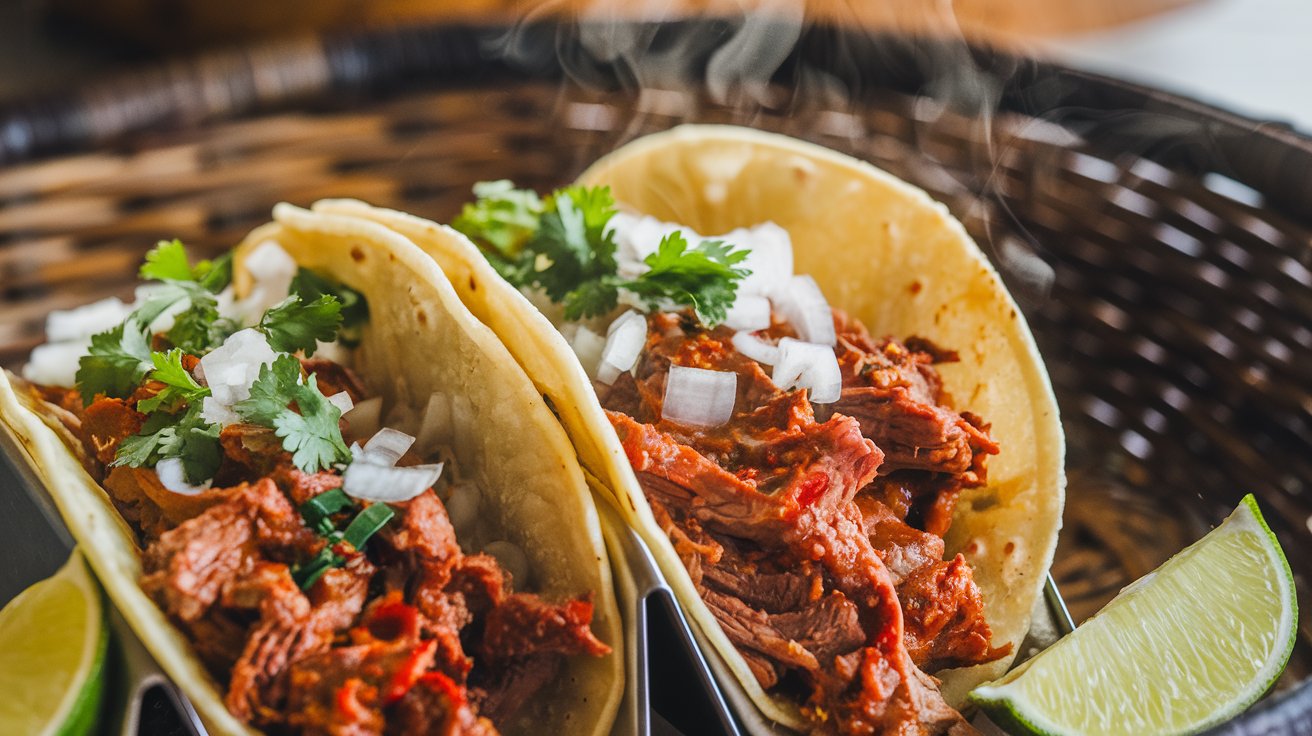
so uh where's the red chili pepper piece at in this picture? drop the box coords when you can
[335,678,371,722]
[384,639,438,704]
[795,471,830,508]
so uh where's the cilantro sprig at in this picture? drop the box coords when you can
[623,232,750,326]
[136,349,209,414]
[114,404,222,484]
[75,321,155,404]
[139,239,233,292]
[81,239,365,490]
[452,180,544,259]
[454,182,751,325]
[235,354,352,473]
[113,350,220,484]
[259,294,342,356]
[289,269,368,346]
[77,240,235,403]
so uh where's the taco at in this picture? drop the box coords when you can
[0,204,623,735]
[314,124,1065,734]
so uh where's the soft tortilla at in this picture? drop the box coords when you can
[0,203,623,736]
[313,124,1065,729]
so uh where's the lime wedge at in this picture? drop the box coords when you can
[971,494,1297,736]
[0,549,108,736]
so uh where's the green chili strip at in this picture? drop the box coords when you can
[291,547,340,590]
[299,488,355,535]
[343,503,395,551]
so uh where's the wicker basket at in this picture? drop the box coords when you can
[0,20,1308,734]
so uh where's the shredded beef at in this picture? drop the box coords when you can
[391,672,498,736]
[126,436,606,734]
[224,562,325,723]
[481,594,611,661]
[701,563,817,614]
[898,556,1007,672]
[29,325,611,736]
[81,398,144,465]
[299,358,368,403]
[600,309,1007,734]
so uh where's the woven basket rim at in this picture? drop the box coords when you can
[0,20,1309,224]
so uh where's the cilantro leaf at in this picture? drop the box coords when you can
[624,233,751,326]
[140,240,230,295]
[195,252,233,293]
[75,320,154,404]
[289,269,366,346]
[113,403,221,483]
[131,282,196,326]
[140,239,196,282]
[113,348,220,483]
[530,186,618,304]
[452,180,544,259]
[166,293,236,355]
[563,276,622,322]
[235,355,351,473]
[457,181,752,326]
[179,418,222,483]
[114,411,178,468]
[136,349,210,414]
[234,353,303,424]
[258,294,343,356]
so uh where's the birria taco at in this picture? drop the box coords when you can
[0,204,622,735]
[314,125,1065,734]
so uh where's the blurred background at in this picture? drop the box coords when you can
[1,0,1309,130]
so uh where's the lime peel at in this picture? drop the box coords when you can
[970,494,1297,736]
[0,549,108,736]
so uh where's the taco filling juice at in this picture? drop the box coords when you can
[448,182,1009,733]
[11,233,610,735]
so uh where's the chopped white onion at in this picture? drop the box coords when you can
[597,310,647,385]
[313,340,350,365]
[732,331,781,366]
[570,327,607,379]
[483,540,529,586]
[22,340,91,387]
[342,462,443,503]
[774,275,836,346]
[214,286,239,321]
[359,428,416,467]
[713,222,795,303]
[200,396,242,427]
[234,241,298,324]
[244,240,298,284]
[155,457,212,496]
[198,329,279,410]
[662,365,737,427]
[342,396,382,441]
[325,391,354,414]
[772,338,843,404]
[45,297,132,342]
[723,295,771,332]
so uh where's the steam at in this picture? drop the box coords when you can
[487,2,1051,297]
